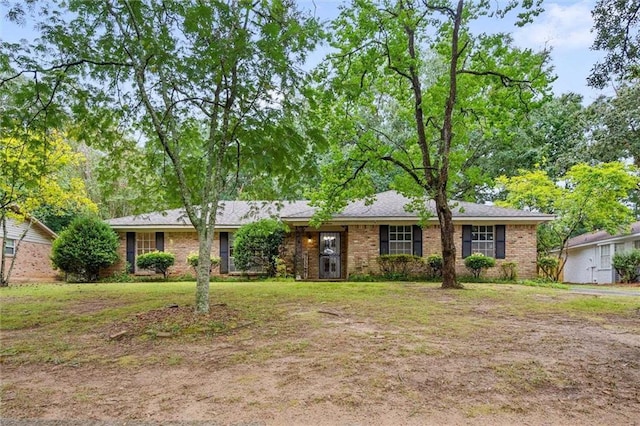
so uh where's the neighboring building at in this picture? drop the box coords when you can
[105,190,553,280]
[562,221,640,284]
[1,216,58,283]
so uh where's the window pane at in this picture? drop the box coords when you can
[471,226,495,257]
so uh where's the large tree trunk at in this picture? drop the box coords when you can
[435,190,463,289]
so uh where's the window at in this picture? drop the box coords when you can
[600,245,611,269]
[472,225,494,257]
[389,225,413,255]
[4,239,15,256]
[634,240,640,250]
[136,232,155,256]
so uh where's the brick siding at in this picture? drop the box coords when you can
[104,223,539,280]
[1,238,58,282]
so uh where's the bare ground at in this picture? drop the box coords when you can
[1,285,639,425]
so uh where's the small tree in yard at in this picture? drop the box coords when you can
[612,250,640,283]
[51,217,119,282]
[464,253,496,279]
[136,251,175,281]
[233,219,286,277]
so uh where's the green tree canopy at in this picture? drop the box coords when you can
[496,162,639,281]
[5,0,324,312]
[589,0,640,88]
[308,0,552,288]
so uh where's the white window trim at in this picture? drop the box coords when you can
[471,225,495,258]
[599,245,611,270]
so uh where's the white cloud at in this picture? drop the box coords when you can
[514,1,594,51]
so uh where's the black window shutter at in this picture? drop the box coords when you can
[412,225,423,257]
[379,225,389,255]
[495,225,506,259]
[462,225,472,258]
[219,232,229,274]
[155,232,164,252]
[126,232,136,273]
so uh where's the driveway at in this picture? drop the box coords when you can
[570,286,640,297]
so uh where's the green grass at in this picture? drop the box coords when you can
[1,280,637,366]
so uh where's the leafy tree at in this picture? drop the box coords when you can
[51,216,119,282]
[589,0,640,88]
[587,82,640,168]
[136,251,175,281]
[496,162,639,281]
[232,219,286,277]
[6,0,323,312]
[0,134,97,286]
[309,0,551,288]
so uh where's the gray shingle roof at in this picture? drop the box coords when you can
[283,190,553,220]
[106,190,552,228]
[566,221,640,248]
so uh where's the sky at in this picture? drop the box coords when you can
[298,0,609,104]
[1,0,609,104]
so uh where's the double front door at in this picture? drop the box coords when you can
[319,232,341,279]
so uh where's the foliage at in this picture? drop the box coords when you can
[612,249,640,283]
[377,254,424,279]
[6,0,323,313]
[426,254,444,278]
[537,257,559,282]
[136,251,176,281]
[0,133,97,286]
[464,254,496,279]
[50,216,119,282]
[500,262,518,281]
[308,0,552,289]
[497,162,639,280]
[274,257,288,279]
[186,252,221,276]
[587,83,640,169]
[233,219,286,277]
[589,0,640,88]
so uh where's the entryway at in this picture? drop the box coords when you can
[319,232,341,279]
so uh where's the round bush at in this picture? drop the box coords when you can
[136,251,175,280]
[51,216,119,282]
[464,253,496,279]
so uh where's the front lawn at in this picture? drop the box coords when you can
[1,281,638,424]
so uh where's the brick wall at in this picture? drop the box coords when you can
[104,223,540,280]
[0,238,58,282]
[346,223,539,280]
[103,231,222,278]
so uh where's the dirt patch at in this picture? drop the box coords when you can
[1,288,639,425]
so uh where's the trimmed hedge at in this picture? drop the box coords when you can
[136,251,175,280]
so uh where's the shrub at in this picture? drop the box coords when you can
[464,253,496,279]
[612,249,640,283]
[233,219,286,277]
[500,261,518,281]
[425,254,443,278]
[51,216,119,282]
[136,251,175,280]
[186,252,221,276]
[537,256,559,281]
[377,254,424,279]
[274,256,287,278]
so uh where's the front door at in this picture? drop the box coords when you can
[319,232,341,279]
